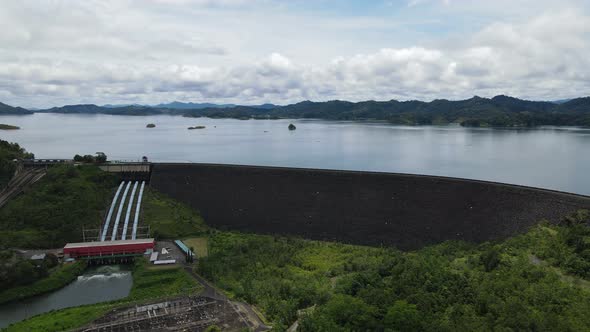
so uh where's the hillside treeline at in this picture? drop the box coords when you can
[184,95,590,127]
[3,95,590,127]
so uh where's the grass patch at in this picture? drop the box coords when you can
[5,303,115,332]
[0,261,87,305]
[183,237,209,257]
[5,259,202,332]
[128,259,202,301]
[142,189,208,239]
[146,264,180,271]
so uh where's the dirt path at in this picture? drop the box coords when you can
[183,266,272,332]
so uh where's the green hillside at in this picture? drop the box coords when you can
[198,211,590,331]
[0,102,32,115]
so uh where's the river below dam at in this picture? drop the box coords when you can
[1,113,590,195]
[0,265,132,329]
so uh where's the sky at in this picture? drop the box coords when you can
[0,0,589,108]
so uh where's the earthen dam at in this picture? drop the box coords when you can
[149,163,590,250]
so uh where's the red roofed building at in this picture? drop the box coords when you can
[63,238,155,259]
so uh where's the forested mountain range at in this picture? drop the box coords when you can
[0,102,33,115]
[2,95,590,127]
[183,95,590,127]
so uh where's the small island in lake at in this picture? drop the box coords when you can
[288,123,296,130]
[146,123,156,128]
[0,124,20,130]
[188,125,206,130]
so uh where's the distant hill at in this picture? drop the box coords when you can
[10,95,590,127]
[155,101,237,109]
[39,104,164,116]
[154,101,278,110]
[183,95,590,127]
[551,99,573,104]
[101,103,144,108]
[0,102,33,115]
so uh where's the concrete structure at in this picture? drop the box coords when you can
[63,238,155,259]
[150,163,590,250]
[149,252,159,262]
[30,253,46,260]
[174,240,194,256]
[98,163,150,173]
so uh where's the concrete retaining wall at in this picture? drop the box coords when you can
[150,163,590,250]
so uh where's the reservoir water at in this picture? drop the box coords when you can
[1,113,590,195]
[0,265,132,329]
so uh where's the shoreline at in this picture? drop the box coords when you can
[0,261,87,305]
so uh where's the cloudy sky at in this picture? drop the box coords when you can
[0,0,589,108]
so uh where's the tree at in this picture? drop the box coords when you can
[95,152,107,163]
[82,155,95,163]
[480,247,501,272]
[44,253,59,268]
[384,300,422,332]
[204,325,221,332]
[318,294,378,330]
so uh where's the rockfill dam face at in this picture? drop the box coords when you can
[150,163,590,250]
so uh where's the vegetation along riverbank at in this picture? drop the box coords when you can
[0,258,86,305]
[4,260,201,332]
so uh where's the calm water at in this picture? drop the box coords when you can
[0,265,132,328]
[1,113,590,195]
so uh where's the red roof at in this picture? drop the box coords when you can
[64,238,154,249]
[63,238,155,258]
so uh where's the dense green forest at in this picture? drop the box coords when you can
[0,140,34,188]
[0,165,117,248]
[198,210,590,331]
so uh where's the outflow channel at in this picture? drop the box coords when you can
[101,181,146,241]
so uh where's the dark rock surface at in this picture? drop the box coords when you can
[150,163,590,250]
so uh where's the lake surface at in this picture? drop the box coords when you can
[1,113,590,195]
[0,265,132,328]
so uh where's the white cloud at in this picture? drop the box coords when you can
[407,0,450,7]
[0,1,588,107]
